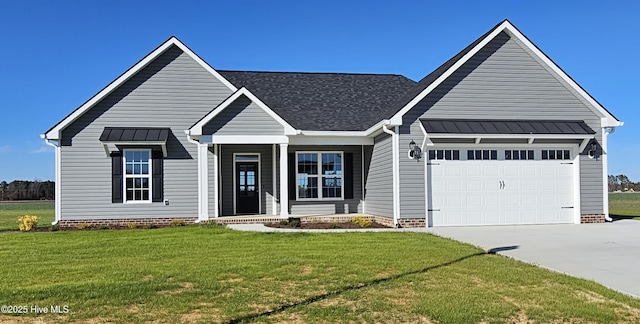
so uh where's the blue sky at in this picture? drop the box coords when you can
[0,1,638,181]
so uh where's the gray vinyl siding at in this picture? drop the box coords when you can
[59,45,234,220]
[398,131,426,218]
[288,145,364,215]
[400,31,604,215]
[202,96,284,135]
[364,134,393,217]
[218,145,275,216]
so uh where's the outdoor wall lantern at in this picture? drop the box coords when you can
[408,139,422,161]
[587,141,599,159]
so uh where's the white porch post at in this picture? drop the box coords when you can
[212,144,219,218]
[279,143,289,218]
[272,144,277,215]
[197,143,209,221]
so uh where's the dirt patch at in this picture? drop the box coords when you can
[576,290,640,322]
[506,309,534,324]
[142,274,153,281]
[126,304,139,313]
[220,277,243,283]
[301,265,313,275]
[157,282,196,295]
[265,221,390,229]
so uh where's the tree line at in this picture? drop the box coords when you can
[608,175,639,192]
[0,180,55,201]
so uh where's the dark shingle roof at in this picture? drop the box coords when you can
[99,127,171,142]
[420,119,595,135]
[218,71,417,131]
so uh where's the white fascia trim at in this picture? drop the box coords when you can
[426,133,594,141]
[201,135,289,144]
[189,87,297,136]
[389,20,622,128]
[44,37,237,140]
[289,136,373,146]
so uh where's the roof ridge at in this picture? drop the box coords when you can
[218,69,412,78]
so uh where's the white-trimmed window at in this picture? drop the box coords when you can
[542,149,571,160]
[124,149,152,202]
[428,149,460,160]
[467,149,497,160]
[505,150,534,160]
[296,152,343,200]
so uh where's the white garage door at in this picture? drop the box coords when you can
[428,148,575,226]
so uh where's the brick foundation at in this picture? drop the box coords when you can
[59,218,198,229]
[398,218,426,228]
[581,214,606,224]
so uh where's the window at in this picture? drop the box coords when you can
[542,149,571,160]
[467,150,497,160]
[296,152,343,200]
[124,149,151,202]
[505,150,534,160]
[428,149,460,160]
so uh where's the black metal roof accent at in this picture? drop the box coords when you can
[99,127,170,142]
[420,119,596,135]
[218,71,417,131]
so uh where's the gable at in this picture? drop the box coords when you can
[59,45,235,145]
[391,20,621,129]
[201,94,284,136]
[405,31,602,130]
[44,37,236,140]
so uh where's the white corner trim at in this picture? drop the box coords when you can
[44,37,237,140]
[189,87,297,136]
[388,20,621,128]
[602,128,612,221]
[573,147,582,224]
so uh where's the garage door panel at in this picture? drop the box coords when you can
[429,152,575,226]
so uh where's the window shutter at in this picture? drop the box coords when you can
[152,151,163,202]
[111,152,123,203]
[288,153,295,201]
[345,153,353,199]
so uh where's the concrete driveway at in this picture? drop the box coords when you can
[429,219,640,298]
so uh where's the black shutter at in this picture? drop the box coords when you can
[152,151,163,202]
[344,153,353,199]
[288,153,295,201]
[111,152,123,203]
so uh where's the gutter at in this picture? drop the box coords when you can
[184,130,205,223]
[382,123,400,227]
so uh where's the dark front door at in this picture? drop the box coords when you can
[236,162,259,214]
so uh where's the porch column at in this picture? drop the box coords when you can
[197,143,209,221]
[279,143,289,218]
[212,144,219,218]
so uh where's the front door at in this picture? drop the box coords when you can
[236,162,259,214]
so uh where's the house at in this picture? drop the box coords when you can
[42,20,622,228]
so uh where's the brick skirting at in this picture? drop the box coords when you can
[581,214,606,223]
[59,218,197,229]
[398,218,426,228]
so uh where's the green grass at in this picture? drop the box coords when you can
[0,201,54,230]
[1,226,640,323]
[609,192,640,219]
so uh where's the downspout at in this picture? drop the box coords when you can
[382,124,400,227]
[602,127,614,222]
[44,138,61,225]
[186,132,206,223]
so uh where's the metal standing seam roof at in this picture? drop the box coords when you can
[419,119,596,135]
[99,127,171,142]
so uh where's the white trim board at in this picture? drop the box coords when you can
[44,36,237,140]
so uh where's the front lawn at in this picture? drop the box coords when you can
[609,192,640,219]
[0,201,54,230]
[1,227,639,323]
